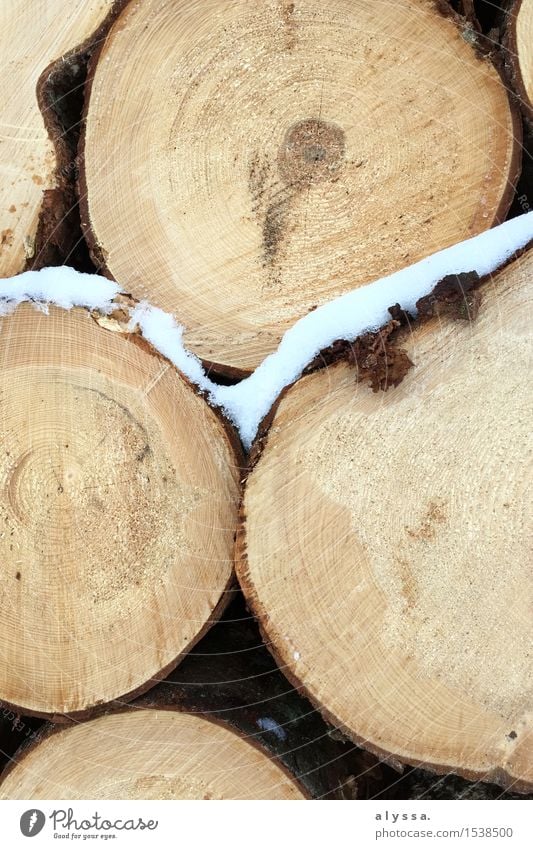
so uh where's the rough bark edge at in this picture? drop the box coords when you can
[235,494,533,795]
[235,252,533,795]
[438,0,510,40]
[135,692,379,800]
[77,9,257,382]
[135,621,387,799]
[247,241,532,478]
[420,2,522,221]
[434,0,481,31]
[78,25,255,382]
[436,0,524,218]
[202,359,251,384]
[248,261,516,474]
[77,0,522,378]
[434,0,502,49]
[0,704,310,800]
[0,578,239,725]
[454,0,481,29]
[2,590,391,800]
[504,0,533,129]
[26,0,130,271]
[0,301,245,722]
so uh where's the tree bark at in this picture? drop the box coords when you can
[0,1,127,276]
[0,302,242,719]
[135,594,392,799]
[80,0,520,376]
[0,707,307,800]
[0,593,394,799]
[237,247,533,793]
[505,0,533,126]
[448,0,480,28]
[2,591,531,799]
[377,765,533,800]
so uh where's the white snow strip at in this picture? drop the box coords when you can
[214,212,533,447]
[128,301,211,390]
[0,266,121,315]
[0,212,532,449]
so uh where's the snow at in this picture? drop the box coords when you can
[129,301,211,391]
[1,212,532,448]
[214,212,533,446]
[256,717,287,741]
[0,266,120,316]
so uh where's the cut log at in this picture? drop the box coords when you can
[0,1,122,276]
[2,593,530,799]
[0,303,241,719]
[237,248,533,791]
[0,708,305,799]
[81,0,519,376]
[0,592,391,799]
[136,593,390,800]
[506,0,533,123]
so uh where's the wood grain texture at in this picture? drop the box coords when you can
[0,0,120,276]
[81,0,519,374]
[0,304,241,718]
[0,593,392,799]
[237,248,533,791]
[506,0,533,124]
[0,709,306,799]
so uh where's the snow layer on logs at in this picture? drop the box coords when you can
[0,266,120,316]
[1,212,532,448]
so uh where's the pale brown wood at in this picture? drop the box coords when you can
[0,1,119,276]
[0,709,306,799]
[507,0,533,122]
[237,249,533,791]
[0,594,392,800]
[81,0,519,375]
[0,303,241,718]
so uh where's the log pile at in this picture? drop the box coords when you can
[1,594,394,799]
[0,0,531,800]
